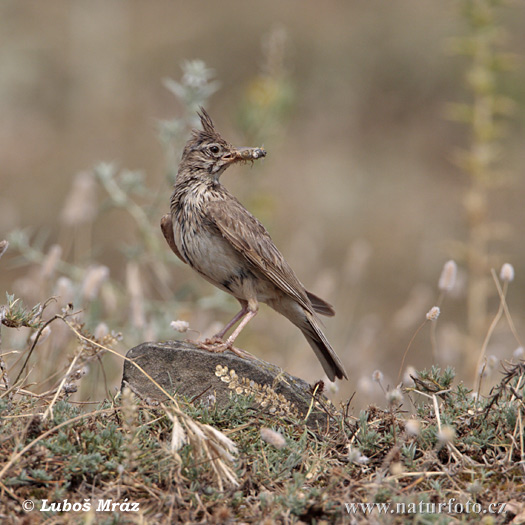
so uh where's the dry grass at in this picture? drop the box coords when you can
[1,337,524,523]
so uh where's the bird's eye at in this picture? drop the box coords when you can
[209,145,220,155]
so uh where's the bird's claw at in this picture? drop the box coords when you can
[197,338,252,359]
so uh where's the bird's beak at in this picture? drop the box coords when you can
[223,147,266,164]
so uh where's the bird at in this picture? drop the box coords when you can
[161,108,347,381]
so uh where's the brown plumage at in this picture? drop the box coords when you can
[161,108,347,381]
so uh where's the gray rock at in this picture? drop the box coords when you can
[121,340,333,428]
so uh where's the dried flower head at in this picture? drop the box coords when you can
[62,383,78,394]
[348,446,369,465]
[438,260,457,292]
[403,366,417,386]
[426,306,440,321]
[386,388,404,407]
[372,370,384,384]
[405,419,421,437]
[94,322,109,340]
[390,462,404,476]
[500,263,514,283]
[437,425,456,445]
[171,320,190,333]
[260,428,286,450]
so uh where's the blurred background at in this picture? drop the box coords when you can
[1,1,524,408]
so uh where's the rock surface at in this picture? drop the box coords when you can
[121,340,332,428]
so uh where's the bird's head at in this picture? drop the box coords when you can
[179,108,266,181]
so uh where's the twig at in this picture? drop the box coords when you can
[473,270,508,391]
[397,320,427,383]
[13,314,62,386]
[42,350,82,421]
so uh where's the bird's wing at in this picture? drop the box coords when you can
[160,213,186,264]
[205,199,313,312]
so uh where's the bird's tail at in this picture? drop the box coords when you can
[269,298,347,381]
[301,310,348,381]
[272,299,346,380]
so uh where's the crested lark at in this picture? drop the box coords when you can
[161,109,347,380]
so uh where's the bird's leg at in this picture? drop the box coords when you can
[223,308,257,347]
[200,300,258,358]
[211,300,249,340]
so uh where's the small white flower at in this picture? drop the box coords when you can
[500,263,515,283]
[348,446,369,465]
[372,370,384,384]
[405,419,421,437]
[403,366,417,386]
[426,306,440,321]
[260,427,286,450]
[386,388,404,406]
[513,346,524,359]
[94,322,109,340]
[170,320,190,333]
[437,425,455,445]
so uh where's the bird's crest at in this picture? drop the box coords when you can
[191,107,224,145]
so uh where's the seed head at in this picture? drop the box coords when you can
[348,446,369,465]
[386,388,404,407]
[94,322,109,340]
[171,320,190,333]
[437,425,455,445]
[403,366,417,386]
[500,263,514,283]
[260,427,286,450]
[372,370,384,384]
[426,306,440,321]
[438,260,457,292]
[405,419,421,436]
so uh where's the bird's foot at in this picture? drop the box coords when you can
[197,337,252,359]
